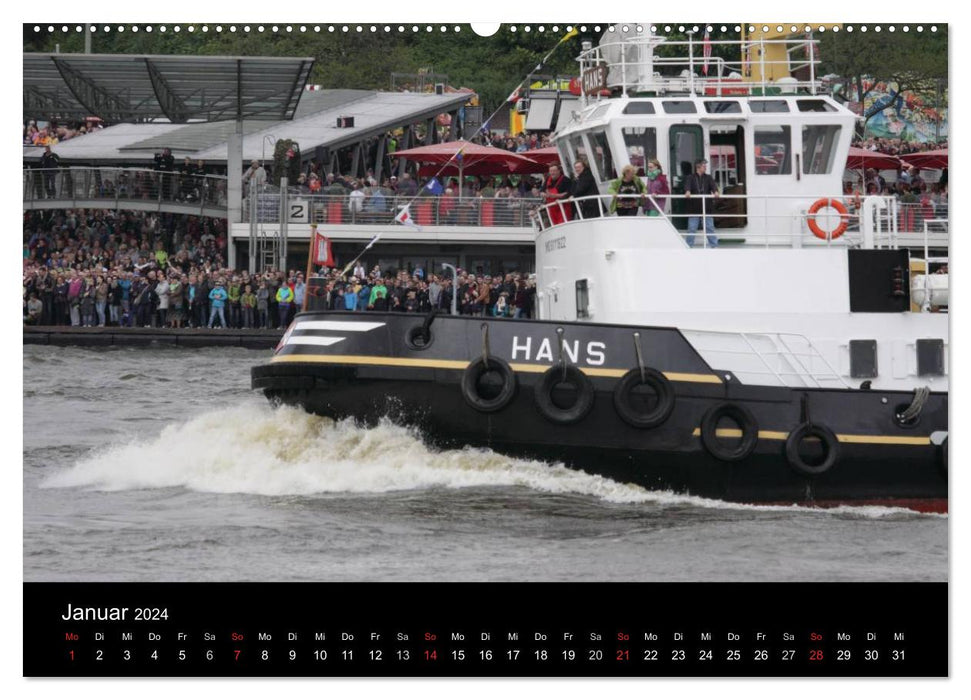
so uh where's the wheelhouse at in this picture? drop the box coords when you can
[554,94,856,240]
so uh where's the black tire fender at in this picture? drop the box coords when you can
[785,422,840,477]
[700,402,759,462]
[612,367,675,429]
[939,436,948,480]
[534,364,596,425]
[461,357,517,413]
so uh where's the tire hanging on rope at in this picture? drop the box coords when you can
[461,356,517,413]
[534,363,596,425]
[700,402,759,462]
[613,367,675,429]
[785,421,840,477]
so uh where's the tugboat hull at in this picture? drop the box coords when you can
[252,311,948,512]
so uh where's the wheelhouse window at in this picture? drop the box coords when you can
[704,101,742,113]
[589,103,612,121]
[622,127,658,176]
[623,101,656,114]
[797,99,837,112]
[802,125,842,174]
[589,130,617,182]
[754,125,792,175]
[749,100,790,113]
[567,134,588,170]
[662,101,698,114]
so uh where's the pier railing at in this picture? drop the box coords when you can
[243,192,544,228]
[23,167,228,217]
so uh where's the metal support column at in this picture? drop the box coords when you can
[397,126,412,176]
[279,176,289,272]
[350,143,362,179]
[248,191,258,274]
[227,119,243,270]
[373,136,387,183]
[448,110,459,141]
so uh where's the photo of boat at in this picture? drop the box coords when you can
[253,28,948,512]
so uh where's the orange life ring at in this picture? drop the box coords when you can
[807,198,849,240]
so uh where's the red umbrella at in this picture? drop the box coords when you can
[416,160,547,178]
[900,149,948,170]
[524,147,563,166]
[393,140,539,195]
[845,147,901,171]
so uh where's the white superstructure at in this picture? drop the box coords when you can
[532,29,948,393]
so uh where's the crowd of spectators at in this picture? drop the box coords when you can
[254,161,547,228]
[22,208,240,327]
[477,130,555,153]
[22,206,537,327]
[852,137,948,156]
[844,139,948,224]
[307,266,537,318]
[24,118,103,147]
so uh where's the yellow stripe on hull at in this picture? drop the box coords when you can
[691,427,931,446]
[270,353,722,384]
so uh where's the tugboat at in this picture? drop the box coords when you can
[252,29,948,512]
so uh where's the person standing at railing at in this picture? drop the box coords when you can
[242,160,266,198]
[645,159,670,217]
[256,281,270,328]
[66,270,83,326]
[168,275,185,328]
[179,157,195,202]
[543,165,573,226]
[94,275,109,327]
[348,182,365,217]
[293,273,306,313]
[275,281,295,329]
[397,173,419,198]
[39,146,60,199]
[608,164,645,216]
[570,160,600,219]
[241,284,257,328]
[207,280,228,329]
[684,159,719,248]
[154,148,175,200]
[108,277,122,326]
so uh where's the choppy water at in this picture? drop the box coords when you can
[23,345,947,582]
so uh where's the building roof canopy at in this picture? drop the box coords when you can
[23,53,315,123]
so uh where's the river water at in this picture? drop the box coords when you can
[23,345,947,582]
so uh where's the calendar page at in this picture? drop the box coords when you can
[21,18,950,682]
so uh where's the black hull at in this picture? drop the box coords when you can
[252,311,948,512]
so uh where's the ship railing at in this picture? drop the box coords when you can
[242,193,544,228]
[534,193,945,247]
[681,329,850,389]
[23,167,228,214]
[576,36,821,102]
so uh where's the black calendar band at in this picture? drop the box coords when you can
[24,582,947,677]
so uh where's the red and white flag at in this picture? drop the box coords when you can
[395,204,418,228]
[702,29,712,76]
[312,230,334,267]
